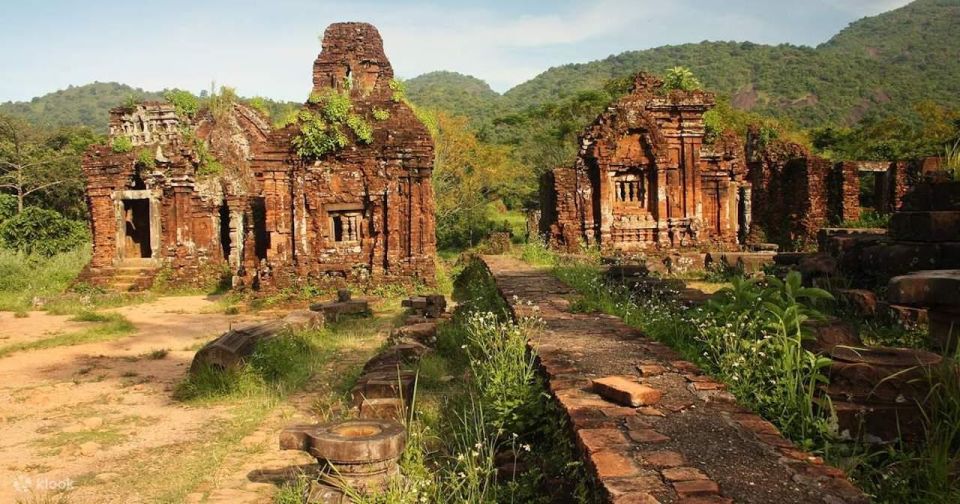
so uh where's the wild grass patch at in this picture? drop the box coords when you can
[332,258,598,503]
[549,255,960,503]
[0,312,135,358]
[0,247,89,312]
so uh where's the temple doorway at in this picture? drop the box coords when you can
[122,199,152,259]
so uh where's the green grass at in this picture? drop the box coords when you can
[485,202,528,243]
[544,254,960,504]
[840,209,891,229]
[34,427,128,456]
[0,247,90,312]
[0,312,135,358]
[333,258,598,503]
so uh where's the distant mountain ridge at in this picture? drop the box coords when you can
[406,0,959,127]
[0,82,165,130]
[3,0,956,131]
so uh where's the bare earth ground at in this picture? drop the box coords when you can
[0,295,380,504]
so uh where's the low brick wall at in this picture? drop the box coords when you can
[482,255,866,503]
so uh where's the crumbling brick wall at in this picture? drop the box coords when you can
[830,162,861,224]
[747,132,831,249]
[242,22,436,288]
[80,23,437,291]
[540,73,748,252]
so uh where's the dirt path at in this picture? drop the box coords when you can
[0,295,265,503]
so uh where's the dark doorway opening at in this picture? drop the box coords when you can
[122,199,152,259]
[219,203,232,261]
[252,198,269,260]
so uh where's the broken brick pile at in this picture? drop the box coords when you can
[481,255,866,504]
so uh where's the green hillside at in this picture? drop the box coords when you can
[406,71,503,125]
[0,82,165,130]
[412,0,959,129]
[2,1,955,142]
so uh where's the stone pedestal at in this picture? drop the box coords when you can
[888,269,960,352]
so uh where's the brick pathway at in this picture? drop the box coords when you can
[481,256,867,504]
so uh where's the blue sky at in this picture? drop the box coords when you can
[0,0,912,102]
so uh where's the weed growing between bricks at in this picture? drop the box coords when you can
[523,245,960,503]
[306,258,600,503]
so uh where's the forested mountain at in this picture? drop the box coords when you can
[405,72,503,126]
[2,0,955,153]
[0,82,165,130]
[410,0,959,128]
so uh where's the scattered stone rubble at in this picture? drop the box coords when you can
[309,289,371,322]
[278,294,446,501]
[400,294,447,319]
[80,22,436,292]
[190,310,323,373]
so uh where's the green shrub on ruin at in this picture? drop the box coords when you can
[372,107,390,121]
[245,96,271,118]
[292,111,347,159]
[136,148,156,169]
[294,91,375,159]
[346,114,373,144]
[164,89,201,118]
[389,79,407,103]
[663,66,702,92]
[207,86,238,119]
[111,136,133,153]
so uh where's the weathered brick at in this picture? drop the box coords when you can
[591,451,639,479]
[593,376,663,407]
[673,479,720,498]
[662,467,709,482]
[627,429,671,444]
[640,450,685,468]
[577,428,628,455]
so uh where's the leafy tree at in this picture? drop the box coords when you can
[0,114,90,214]
[0,206,89,256]
[421,110,525,248]
[664,66,702,91]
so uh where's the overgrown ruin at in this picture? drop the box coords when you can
[539,72,934,254]
[540,73,751,252]
[79,22,436,291]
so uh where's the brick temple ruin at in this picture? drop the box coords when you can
[540,73,751,252]
[79,22,436,291]
[540,72,931,253]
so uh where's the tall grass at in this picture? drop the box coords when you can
[0,247,90,312]
[943,139,960,181]
[550,255,960,503]
[326,258,597,503]
[174,328,333,402]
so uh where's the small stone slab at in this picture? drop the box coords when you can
[310,299,371,321]
[890,211,960,242]
[887,269,960,307]
[592,376,662,407]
